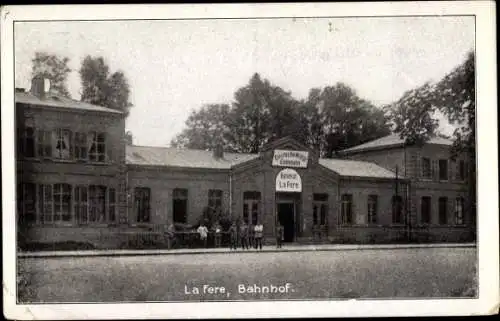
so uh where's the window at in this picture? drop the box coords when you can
[54,129,72,159]
[457,160,466,181]
[108,188,116,223]
[89,185,107,223]
[88,132,106,162]
[313,193,328,226]
[74,186,89,224]
[74,132,88,160]
[340,194,352,225]
[422,157,431,178]
[439,159,448,180]
[420,196,431,224]
[53,183,72,223]
[18,183,36,224]
[455,197,464,225]
[208,189,223,209]
[367,195,378,224]
[38,184,53,223]
[37,130,52,158]
[439,197,448,225]
[244,191,261,225]
[18,127,35,158]
[243,191,261,225]
[173,188,187,223]
[392,195,403,224]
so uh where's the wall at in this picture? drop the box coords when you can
[127,166,230,225]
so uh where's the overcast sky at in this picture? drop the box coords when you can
[15,17,474,147]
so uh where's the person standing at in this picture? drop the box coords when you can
[229,222,238,250]
[240,221,249,250]
[213,221,222,248]
[166,222,176,249]
[197,222,209,248]
[276,223,284,248]
[248,222,255,249]
[254,220,264,250]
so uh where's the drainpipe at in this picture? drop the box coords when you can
[229,170,232,219]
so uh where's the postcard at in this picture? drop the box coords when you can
[2,2,498,319]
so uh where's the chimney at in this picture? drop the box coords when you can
[213,143,224,159]
[30,75,50,99]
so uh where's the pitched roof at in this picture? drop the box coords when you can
[15,90,123,114]
[319,158,402,179]
[126,145,259,169]
[340,133,453,154]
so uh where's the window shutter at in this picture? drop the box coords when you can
[455,160,460,181]
[448,160,452,181]
[416,155,422,178]
[431,160,438,180]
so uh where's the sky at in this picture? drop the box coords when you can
[14,17,474,147]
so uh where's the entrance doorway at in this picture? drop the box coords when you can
[277,201,295,242]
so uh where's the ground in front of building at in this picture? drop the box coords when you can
[17,246,477,302]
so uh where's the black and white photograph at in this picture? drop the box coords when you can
[2,2,498,319]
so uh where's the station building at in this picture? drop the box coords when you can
[15,77,475,249]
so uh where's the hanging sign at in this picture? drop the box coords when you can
[276,168,302,192]
[272,150,309,168]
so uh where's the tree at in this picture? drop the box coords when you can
[79,55,133,116]
[31,52,72,97]
[388,82,440,146]
[226,73,304,153]
[308,83,391,157]
[173,73,304,153]
[170,104,232,151]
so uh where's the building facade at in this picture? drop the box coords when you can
[15,78,475,249]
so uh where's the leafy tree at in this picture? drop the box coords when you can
[226,73,304,153]
[433,51,475,159]
[173,73,304,153]
[388,82,439,146]
[308,83,391,157]
[31,52,71,97]
[79,55,133,116]
[170,104,232,150]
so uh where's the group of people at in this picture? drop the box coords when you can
[228,221,265,250]
[165,219,286,250]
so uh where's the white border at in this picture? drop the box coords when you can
[2,2,498,319]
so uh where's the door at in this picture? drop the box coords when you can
[277,202,295,242]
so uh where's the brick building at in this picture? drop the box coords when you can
[15,77,475,249]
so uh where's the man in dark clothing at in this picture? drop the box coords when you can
[240,221,249,250]
[229,222,238,250]
[276,224,284,248]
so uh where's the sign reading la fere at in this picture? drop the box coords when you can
[272,150,309,168]
[276,168,302,192]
